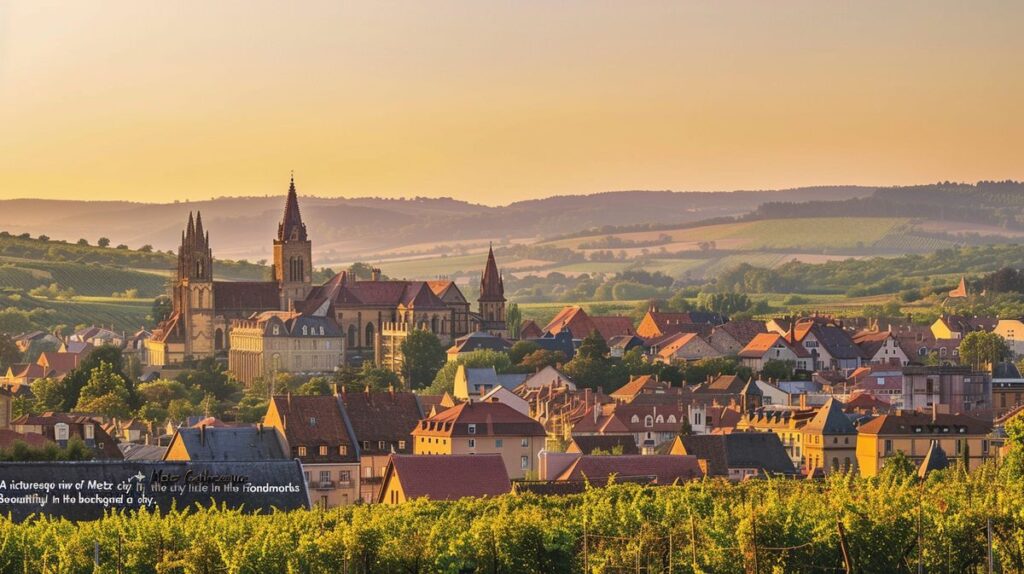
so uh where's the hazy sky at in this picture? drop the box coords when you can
[0,1,1021,205]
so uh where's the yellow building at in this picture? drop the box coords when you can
[799,398,858,475]
[228,311,344,386]
[855,409,995,477]
[412,401,546,479]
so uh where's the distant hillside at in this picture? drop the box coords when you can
[0,186,876,265]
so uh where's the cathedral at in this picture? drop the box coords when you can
[146,176,505,371]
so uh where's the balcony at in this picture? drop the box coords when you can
[309,481,335,490]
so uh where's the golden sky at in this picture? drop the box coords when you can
[0,1,1021,205]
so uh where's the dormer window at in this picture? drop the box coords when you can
[644,415,654,428]
[319,445,327,456]
[273,325,280,335]
[468,424,477,435]
[309,417,317,426]
[297,446,307,457]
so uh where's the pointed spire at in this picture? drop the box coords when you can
[186,212,195,244]
[195,211,205,245]
[479,242,505,302]
[278,172,308,242]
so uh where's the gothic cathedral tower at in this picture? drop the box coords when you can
[274,174,313,310]
[174,211,216,358]
[477,244,507,336]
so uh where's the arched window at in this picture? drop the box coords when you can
[844,457,851,470]
[919,347,928,357]
[667,415,676,424]
[365,323,375,348]
[431,316,439,333]
[655,415,664,423]
[348,324,358,348]
[631,415,640,423]
[214,329,224,350]
[644,415,654,428]
[832,457,839,471]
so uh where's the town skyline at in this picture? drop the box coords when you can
[2,1,1022,204]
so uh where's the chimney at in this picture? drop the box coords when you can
[200,424,206,446]
[331,383,338,396]
[287,392,292,411]
[931,402,938,423]
[371,268,381,281]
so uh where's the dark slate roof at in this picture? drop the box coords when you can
[448,332,512,354]
[993,362,1023,379]
[802,398,858,435]
[523,332,575,359]
[567,434,640,455]
[918,440,950,478]
[167,427,285,461]
[806,323,865,360]
[679,433,796,476]
[557,455,703,484]
[213,281,281,312]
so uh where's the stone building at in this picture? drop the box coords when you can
[228,311,344,386]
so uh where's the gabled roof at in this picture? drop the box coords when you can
[413,401,546,438]
[852,330,900,357]
[676,433,796,476]
[213,281,281,311]
[738,333,810,358]
[802,398,857,435]
[519,320,544,339]
[857,410,993,436]
[381,454,511,501]
[693,374,749,395]
[448,332,512,355]
[543,306,635,340]
[556,454,703,484]
[799,322,865,360]
[267,395,358,463]
[165,427,285,461]
[567,435,640,455]
[610,375,676,401]
[713,320,768,346]
[339,390,424,455]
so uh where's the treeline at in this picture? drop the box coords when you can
[2,467,1024,573]
[712,244,1024,296]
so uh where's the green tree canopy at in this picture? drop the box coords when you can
[75,361,132,419]
[428,349,512,395]
[576,330,610,360]
[400,330,446,389]
[958,331,1010,371]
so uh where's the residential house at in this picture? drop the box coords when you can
[412,401,546,479]
[654,332,722,364]
[12,331,60,354]
[543,305,636,342]
[853,329,909,366]
[800,398,858,475]
[735,405,818,469]
[687,404,742,435]
[991,362,1024,419]
[856,409,994,477]
[636,310,724,340]
[901,365,992,416]
[572,402,686,454]
[520,365,576,391]
[518,320,544,339]
[609,375,682,404]
[163,425,285,461]
[931,315,997,341]
[738,333,811,372]
[994,318,1024,357]
[849,365,904,408]
[378,454,511,504]
[452,366,528,400]
[608,335,646,358]
[11,413,123,459]
[481,385,531,417]
[338,387,425,502]
[263,394,360,508]
[446,331,511,362]
[670,433,796,480]
[706,320,768,356]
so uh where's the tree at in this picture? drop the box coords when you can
[577,330,610,360]
[97,237,111,248]
[519,349,566,372]
[76,238,89,246]
[562,355,611,391]
[0,437,93,461]
[508,340,540,366]
[0,333,21,371]
[30,377,68,412]
[761,359,795,382]
[61,345,134,411]
[879,450,916,481]
[176,357,241,402]
[75,361,132,419]
[139,244,154,252]
[150,295,172,324]
[400,330,446,389]
[506,303,523,339]
[297,376,332,396]
[357,364,402,391]
[958,331,1010,371]
[167,398,195,423]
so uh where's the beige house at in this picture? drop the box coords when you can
[228,310,344,386]
[655,333,722,364]
[412,401,546,479]
[856,409,994,477]
[994,319,1024,357]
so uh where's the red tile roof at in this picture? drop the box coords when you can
[340,390,424,455]
[556,454,703,484]
[413,401,545,438]
[382,454,511,501]
[267,395,358,463]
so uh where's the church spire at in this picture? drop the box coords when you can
[186,212,195,244]
[195,211,205,246]
[278,172,308,242]
[479,243,505,302]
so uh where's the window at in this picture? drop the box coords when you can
[339,445,348,456]
[364,466,372,478]
[631,415,640,423]
[644,415,654,428]
[398,440,406,450]
[319,470,331,484]
[468,424,476,435]
[521,456,529,469]
[339,471,351,483]
[363,441,370,450]
[468,438,476,448]
[378,441,386,451]
[297,446,307,457]
[884,439,893,454]
[303,471,310,483]
[319,445,328,456]
[521,438,529,448]
[495,439,503,448]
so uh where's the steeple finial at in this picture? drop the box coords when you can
[278,173,307,242]
[479,243,505,303]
